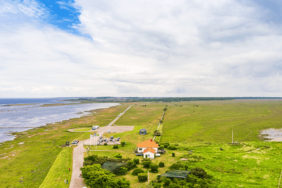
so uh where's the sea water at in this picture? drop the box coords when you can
[0,98,118,142]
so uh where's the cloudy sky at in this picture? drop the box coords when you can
[1,0,282,97]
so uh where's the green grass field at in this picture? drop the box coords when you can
[2,100,282,187]
[39,147,73,188]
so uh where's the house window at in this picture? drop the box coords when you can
[139,148,142,151]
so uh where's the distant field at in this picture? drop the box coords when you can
[160,100,282,143]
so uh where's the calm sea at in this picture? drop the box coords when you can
[0,98,118,143]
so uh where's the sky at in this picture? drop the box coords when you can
[1,0,282,98]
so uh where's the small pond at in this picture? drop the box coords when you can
[261,128,282,141]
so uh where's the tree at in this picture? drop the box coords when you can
[113,145,119,149]
[133,158,139,164]
[184,165,188,170]
[172,153,175,157]
[163,178,171,187]
[154,130,161,136]
[143,161,151,168]
[159,145,164,150]
[159,162,165,167]
[138,173,148,182]
[191,167,207,179]
[119,167,128,175]
[169,183,181,188]
[81,164,115,188]
[110,178,130,188]
[149,163,159,172]
[132,168,144,175]
[121,141,126,147]
[114,154,122,158]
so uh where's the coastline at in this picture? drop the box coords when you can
[0,103,128,187]
[0,102,119,143]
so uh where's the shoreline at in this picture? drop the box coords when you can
[0,103,120,143]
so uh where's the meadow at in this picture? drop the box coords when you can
[1,100,282,187]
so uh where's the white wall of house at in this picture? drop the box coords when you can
[143,151,154,159]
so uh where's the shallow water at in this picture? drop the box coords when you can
[0,100,118,142]
[260,128,282,141]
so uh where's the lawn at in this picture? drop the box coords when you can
[39,147,73,188]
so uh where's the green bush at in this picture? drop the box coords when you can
[170,163,183,170]
[138,173,148,182]
[168,145,177,150]
[152,182,161,188]
[191,167,207,179]
[169,183,181,188]
[132,168,144,176]
[133,158,139,164]
[104,143,107,145]
[172,153,175,157]
[121,141,125,147]
[114,154,122,158]
[154,130,161,136]
[163,178,171,186]
[163,143,170,148]
[149,163,158,172]
[113,145,119,149]
[159,145,164,150]
[159,162,165,167]
[119,167,128,175]
[143,161,151,168]
[184,165,188,170]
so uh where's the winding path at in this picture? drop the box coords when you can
[69,105,132,188]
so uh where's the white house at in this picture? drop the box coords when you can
[137,139,159,159]
[143,147,156,159]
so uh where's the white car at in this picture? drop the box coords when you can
[155,154,161,157]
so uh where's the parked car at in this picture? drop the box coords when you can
[136,153,143,156]
[156,154,161,157]
[110,136,114,139]
[72,140,79,144]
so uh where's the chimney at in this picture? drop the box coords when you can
[150,139,152,142]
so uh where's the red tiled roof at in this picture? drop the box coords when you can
[143,147,155,154]
[137,139,158,148]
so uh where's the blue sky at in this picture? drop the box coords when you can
[1,0,282,97]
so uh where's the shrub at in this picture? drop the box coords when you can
[114,154,122,158]
[159,145,164,150]
[113,145,119,149]
[168,145,177,150]
[138,173,148,182]
[169,183,181,188]
[133,158,139,164]
[119,167,128,175]
[159,162,165,167]
[172,153,175,157]
[154,130,161,136]
[170,163,184,170]
[184,165,188,170]
[149,163,158,172]
[164,143,170,148]
[121,141,125,147]
[132,168,144,176]
[104,143,107,145]
[163,178,171,186]
[191,167,207,179]
[143,161,151,168]
[152,182,161,188]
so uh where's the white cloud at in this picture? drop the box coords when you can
[0,0,282,97]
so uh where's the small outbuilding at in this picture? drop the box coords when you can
[139,129,147,135]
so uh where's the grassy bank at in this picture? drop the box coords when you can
[0,103,129,187]
[39,147,73,188]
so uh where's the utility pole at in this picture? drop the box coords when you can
[232,129,233,144]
